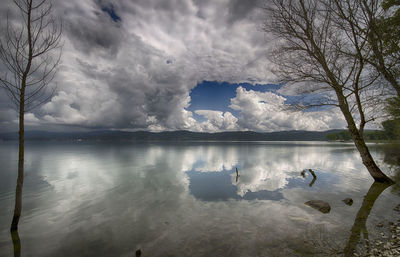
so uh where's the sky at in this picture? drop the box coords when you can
[0,0,348,133]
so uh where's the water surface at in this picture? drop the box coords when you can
[0,141,399,256]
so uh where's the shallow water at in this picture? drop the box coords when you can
[0,141,399,256]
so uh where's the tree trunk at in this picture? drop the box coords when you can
[10,100,24,231]
[10,0,32,232]
[351,128,394,183]
[337,92,394,184]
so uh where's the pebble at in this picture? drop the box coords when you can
[358,216,400,257]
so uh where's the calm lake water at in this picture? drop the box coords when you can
[0,141,400,256]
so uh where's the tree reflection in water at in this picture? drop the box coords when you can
[11,229,21,257]
[379,144,400,194]
[343,182,391,257]
[235,167,240,183]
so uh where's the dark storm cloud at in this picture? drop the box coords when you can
[0,108,16,123]
[61,31,195,131]
[101,67,149,129]
[153,0,194,13]
[0,0,347,132]
[228,0,259,23]
[61,1,123,56]
[99,52,193,130]
[97,0,121,22]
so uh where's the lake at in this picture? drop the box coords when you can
[0,141,399,256]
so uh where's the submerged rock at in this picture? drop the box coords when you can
[305,200,331,213]
[343,197,354,206]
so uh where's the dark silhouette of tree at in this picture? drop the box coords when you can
[263,0,393,183]
[343,182,390,256]
[10,230,21,257]
[314,0,400,96]
[0,0,62,231]
[386,96,400,119]
[357,0,400,96]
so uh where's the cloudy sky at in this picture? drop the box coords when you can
[0,0,347,133]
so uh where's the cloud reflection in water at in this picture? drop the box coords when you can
[0,142,398,257]
[183,142,367,201]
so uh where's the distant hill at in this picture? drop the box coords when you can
[0,129,348,142]
[326,129,390,141]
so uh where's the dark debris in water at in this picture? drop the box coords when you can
[343,198,354,206]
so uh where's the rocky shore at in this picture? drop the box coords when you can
[356,204,400,257]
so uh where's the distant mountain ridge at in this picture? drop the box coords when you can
[0,129,348,141]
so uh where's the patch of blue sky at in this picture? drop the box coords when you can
[189,80,281,112]
[188,81,328,121]
[283,93,334,112]
[101,4,121,22]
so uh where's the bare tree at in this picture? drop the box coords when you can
[327,0,400,96]
[365,0,400,95]
[263,0,393,183]
[0,0,62,231]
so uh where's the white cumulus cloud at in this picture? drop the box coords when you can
[229,86,346,132]
[0,0,348,133]
[194,110,238,131]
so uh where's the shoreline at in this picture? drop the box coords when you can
[356,204,400,257]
